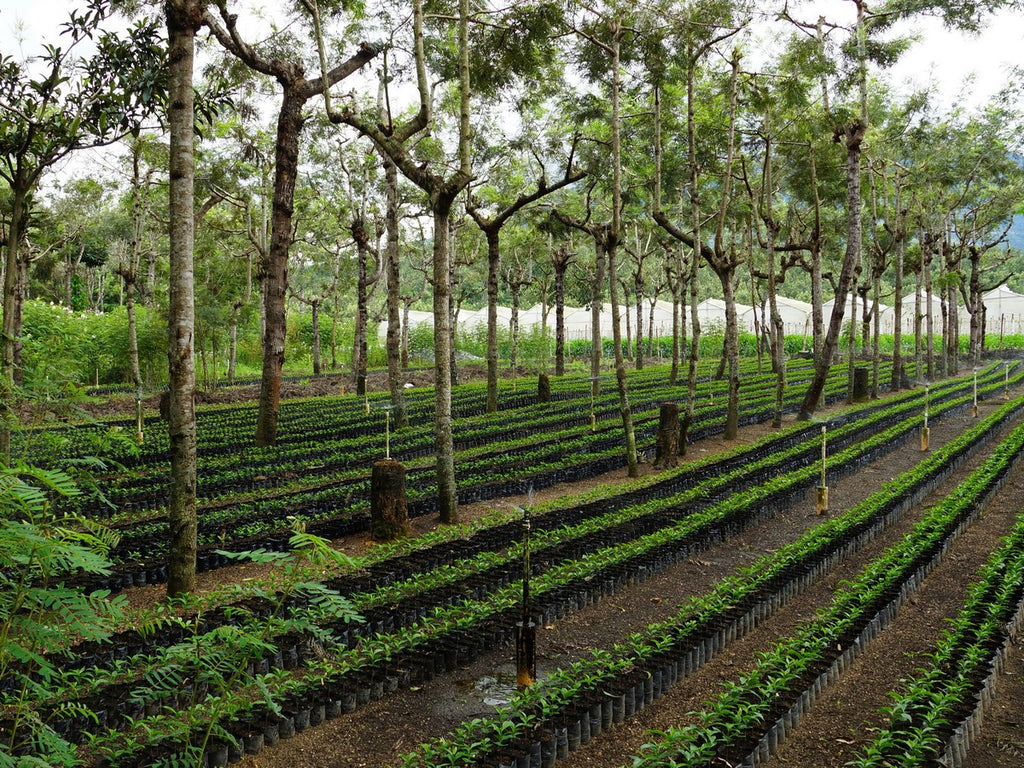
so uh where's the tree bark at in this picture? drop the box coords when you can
[254,87,302,446]
[164,0,201,596]
[0,184,27,463]
[432,203,458,522]
[311,298,321,376]
[797,122,866,419]
[590,247,605,395]
[552,246,571,376]
[370,459,409,541]
[608,17,638,478]
[653,401,679,469]
[383,156,408,428]
[483,228,500,412]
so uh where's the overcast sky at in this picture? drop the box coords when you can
[3,0,1021,105]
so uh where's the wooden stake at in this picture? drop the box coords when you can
[516,508,536,688]
[135,394,144,445]
[921,385,930,451]
[972,368,979,418]
[816,425,828,515]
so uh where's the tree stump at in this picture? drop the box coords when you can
[537,373,551,403]
[653,401,680,468]
[370,459,409,541]
[852,367,870,402]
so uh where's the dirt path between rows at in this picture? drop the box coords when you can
[128,389,1001,768]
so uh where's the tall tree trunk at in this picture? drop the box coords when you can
[761,124,785,428]
[311,298,322,376]
[634,273,644,370]
[925,242,935,379]
[0,184,28,463]
[126,278,142,388]
[383,156,408,428]
[401,299,411,369]
[447,225,458,388]
[608,18,638,477]
[433,202,458,522]
[553,247,570,376]
[352,216,372,394]
[165,0,201,596]
[255,90,304,446]
[228,305,239,384]
[125,141,145,389]
[510,285,521,374]
[330,292,339,370]
[590,248,605,396]
[484,228,500,412]
[891,217,905,389]
[847,282,859,404]
[796,122,866,418]
[682,44,702,451]
[871,275,881,397]
[720,268,740,438]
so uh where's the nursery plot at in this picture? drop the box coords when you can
[62,361,884,590]
[14,368,1015,768]
[218,385,1024,768]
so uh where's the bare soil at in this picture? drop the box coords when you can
[118,391,1024,768]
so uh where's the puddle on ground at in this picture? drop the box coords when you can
[473,673,519,707]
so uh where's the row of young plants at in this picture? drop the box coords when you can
[9,376,905,761]
[625,401,1024,767]
[59,373,1008,765]
[347,370,992,617]
[65,365,1006,691]
[36,361,684,469]
[42,370,914,710]
[848,504,1024,766]
[74,362,859,587]
[54,364,999,737]
[390,388,1024,768]
[82,360,800,511]
[52,368,967,684]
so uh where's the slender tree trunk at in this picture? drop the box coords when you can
[921,259,929,378]
[228,305,239,384]
[352,217,373,394]
[484,229,500,412]
[125,143,145,389]
[925,244,935,379]
[165,0,200,596]
[682,43,703,452]
[608,19,638,477]
[401,300,411,369]
[447,229,458,388]
[797,121,866,419]
[126,278,142,388]
[891,220,905,389]
[590,248,605,395]
[0,184,28,463]
[634,274,644,370]
[847,284,859,404]
[432,203,458,522]
[311,298,322,376]
[383,156,408,428]
[330,292,339,370]
[871,276,881,397]
[553,249,569,376]
[256,90,304,446]
[508,290,519,373]
[721,270,740,438]
[761,125,785,429]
